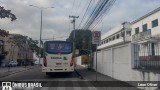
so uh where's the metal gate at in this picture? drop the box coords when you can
[133,42,160,69]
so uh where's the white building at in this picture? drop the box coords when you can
[92,7,160,90]
[98,22,131,50]
[98,6,160,62]
[131,7,160,62]
[33,52,43,65]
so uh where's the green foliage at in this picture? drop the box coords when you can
[0,6,17,21]
[67,29,96,55]
[27,37,39,54]
[8,34,27,46]
[0,29,9,37]
[8,34,39,54]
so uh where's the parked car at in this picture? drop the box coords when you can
[8,61,18,67]
[1,60,10,67]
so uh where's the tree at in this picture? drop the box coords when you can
[66,29,96,55]
[0,6,17,21]
[0,6,16,65]
[8,34,39,56]
[7,34,39,66]
[27,37,39,55]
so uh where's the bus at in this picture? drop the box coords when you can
[42,41,74,75]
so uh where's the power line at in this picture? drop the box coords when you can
[78,0,93,29]
[70,0,76,15]
[90,0,116,30]
[41,36,69,40]
[81,0,116,31]
[75,0,82,16]
[80,0,103,30]
[83,0,110,29]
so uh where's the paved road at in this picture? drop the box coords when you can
[0,66,37,78]
[0,67,79,81]
[0,67,141,90]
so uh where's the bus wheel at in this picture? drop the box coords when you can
[46,72,51,75]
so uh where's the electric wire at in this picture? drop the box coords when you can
[70,0,76,15]
[90,0,116,30]
[83,0,110,30]
[81,0,102,29]
[81,0,116,31]
[75,0,82,16]
[78,0,93,29]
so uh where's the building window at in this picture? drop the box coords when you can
[109,38,111,41]
[126,31,131,36]
[116,34,120,39]
[121,31,125,37]
[103,40,106,44]
[106,39,108,43]
[112,36,115,40]
[135,27,139,34]
[152,19,158,28]
[142,24,147,32]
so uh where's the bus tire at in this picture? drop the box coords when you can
[46,72,51,75]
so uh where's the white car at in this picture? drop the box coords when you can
[8,61,18,66]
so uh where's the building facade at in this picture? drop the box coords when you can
[97,6,160,69]
[0,30,9,66]
[98,22,132,50]
[1,34,34,66]
[91,7,160,90]
[131,7,160,57]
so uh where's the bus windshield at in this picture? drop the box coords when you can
[46,41,72,54]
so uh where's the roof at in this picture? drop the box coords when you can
[131,7,160,24]
[101,24,123,40]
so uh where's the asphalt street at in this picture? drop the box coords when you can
[0,67,141,90]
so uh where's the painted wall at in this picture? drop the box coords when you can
[132,11,160,37]
[76,56,87,67]
[93,43,160,90]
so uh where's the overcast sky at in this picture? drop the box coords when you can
[0,0,160,41]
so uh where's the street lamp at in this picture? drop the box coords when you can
[29,5,54,65]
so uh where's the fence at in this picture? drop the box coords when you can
[133,42,160,69]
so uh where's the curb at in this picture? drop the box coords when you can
[0,67,37,78]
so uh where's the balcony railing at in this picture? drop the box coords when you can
[132,29,151,41]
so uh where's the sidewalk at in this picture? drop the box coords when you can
[0,65,38,78]
[75,65,118,81]
[75,65,141,90]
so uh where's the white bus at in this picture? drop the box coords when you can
[42,41,74,75]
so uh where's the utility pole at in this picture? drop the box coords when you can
[53,34,54,40]
[69,15,79,64]
[69,15,79,39]
[29,5,54,66]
